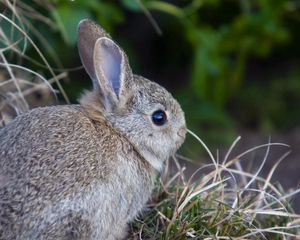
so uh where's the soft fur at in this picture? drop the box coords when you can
[0,19,186,240]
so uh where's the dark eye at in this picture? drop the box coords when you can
[151,110,167,126]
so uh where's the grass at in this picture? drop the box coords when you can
[129,131,300,239]
[0,0,68,126]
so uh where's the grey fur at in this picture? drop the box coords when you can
[0,19,186,240]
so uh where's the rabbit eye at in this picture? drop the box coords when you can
[151,110,167,126]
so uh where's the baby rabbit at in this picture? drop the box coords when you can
[0,19,186,240]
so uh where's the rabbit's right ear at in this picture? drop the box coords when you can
[77,19,111,89]
[93,37,133,111]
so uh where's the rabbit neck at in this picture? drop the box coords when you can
[133,146,165,173]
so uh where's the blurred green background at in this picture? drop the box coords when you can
[1,0,300,157]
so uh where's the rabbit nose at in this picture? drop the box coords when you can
[177,126,187,139]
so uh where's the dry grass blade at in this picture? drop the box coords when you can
[0,5,69,104]
[134,0,163,35]
[177,177,230,214]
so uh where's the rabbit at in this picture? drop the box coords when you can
[0,19,186,240]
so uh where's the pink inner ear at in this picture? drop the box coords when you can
[99,40,122,98]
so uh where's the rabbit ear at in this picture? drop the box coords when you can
[77,19,111,88]
[93,37,132,110]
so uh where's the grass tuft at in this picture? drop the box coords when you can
[129,131,300,239]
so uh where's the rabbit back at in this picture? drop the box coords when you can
[0,105,154,239]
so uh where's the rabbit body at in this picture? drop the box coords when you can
[0,20,186,240]
[0,103,154,239]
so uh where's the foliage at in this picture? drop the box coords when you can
[1,0,299,143]
[232,69,300,130]
[46,0,298,108]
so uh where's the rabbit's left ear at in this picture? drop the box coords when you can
[93,37,133,111]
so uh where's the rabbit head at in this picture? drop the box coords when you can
[78,20,186,172]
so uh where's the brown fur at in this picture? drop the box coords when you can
[0,19,186,240]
